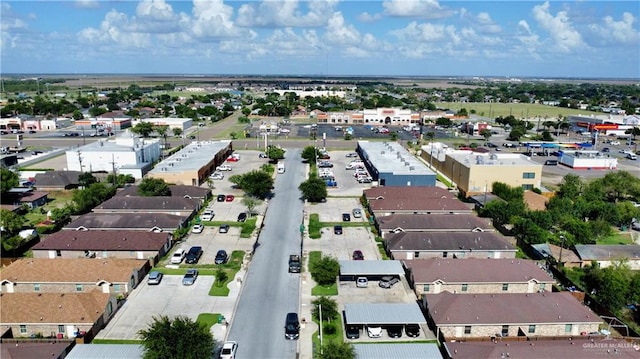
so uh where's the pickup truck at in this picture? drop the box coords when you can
[288,255,301,273]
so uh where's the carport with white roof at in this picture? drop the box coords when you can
[339,260,404,281]
[343,303,427,325]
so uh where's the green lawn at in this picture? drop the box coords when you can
[240,217,257,238]
[196,313,222,329]
[311,318,344,355]
[309,213,322,239]
[596,233,635,245]
[435,102,601,119]
[207,250,245,296]
[311,283,338,296]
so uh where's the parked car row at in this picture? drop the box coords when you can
[346,323,419,339]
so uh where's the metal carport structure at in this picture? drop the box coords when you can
[339,260,404,280]
[343,303,427,325]
[353,343,442,359]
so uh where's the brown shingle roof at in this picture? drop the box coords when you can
[0,258,146,283]
[0,291,110,324]
[369,197,471,213]
[34,171,81,187]
[364,186,453,200]
[387,232,516,252]
[425,291,600,325]
[93,196,199,211]
[63,212,185,231]
[446,338,640,359]
[378,214,493,232]
[32,230,169,252]
[405,258,555,284]
[16,191,48,203]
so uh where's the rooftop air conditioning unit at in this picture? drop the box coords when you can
[409,166,415,171]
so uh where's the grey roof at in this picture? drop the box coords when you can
[32,230,170,251]
[358,140,435,176]
[377,214,494,232]
[386,232,516,252]
[34,170,81,187]
[574,244,640,261]
[115,184,210,199]
[364,186,453,200]
[63,213,185,231]
[93,196,199,212]
[339,260,404,275]
[149,140,231,174]
[343,303,426,325]
[353,343,442,359]
[66,344,144,359]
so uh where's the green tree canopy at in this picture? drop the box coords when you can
[266,145,285,162]
[78,172,98,188]
[138,315,214,359]
[0,168,19,194]
[138,178,171,196]
[317,340,356,359]
[311,296,339,323]
[0,209,23,236]
[229,170,274,199]
[131,121,155,137]
[299,177,328,203]
[309,255,339,286]
[72,182,117,214]
[241,196,261,216]
[301,146,318,164]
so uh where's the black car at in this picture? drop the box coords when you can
[602,147,610,153]
[285,312,300,340]
[334,225,343,235]
[217,194,226,202]
[214,250,228,264]
[345,325,360,339]
[486,142,498,148]
[342,213,351,222]
[386,325,403,338]
[185,246,203,264]
[405,324,420,337]
[237,212,247,222]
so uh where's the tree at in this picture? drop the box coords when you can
[0,209,23,236]
[299,177,328,203]
[266,145,285,162]
[172,128,183,137]
[507,127,525,141]
[72,182,117,214]
[131,121,154,137]
[301,146,318,164]
[317,340,355,359]
[241,196,261,216]
[0,168,19,195]
[311,296,339,323]
[106,173,135,188]
[78,172,97,188]
[138,315,214,359]
[309,256,339,286]
[229,170,273,199]
[138,178,171,196]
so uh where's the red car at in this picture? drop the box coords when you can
[226,195,235,202]
[226,156,239,162]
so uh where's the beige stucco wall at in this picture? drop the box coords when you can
[415,281,554,297]
[437,322,601,339]
[391,250,517,260]
[32,249,162,261]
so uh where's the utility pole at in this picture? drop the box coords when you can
[77,150,84,173]
[110,154,117,187]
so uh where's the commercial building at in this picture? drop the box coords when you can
[557,150,618,170]
[137,117,193,131]
[316,108,420,126]
[357,141,436,187]
[421,143,542,197]
[146,140,232,186]
[65,131,161,179]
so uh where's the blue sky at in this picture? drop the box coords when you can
[1,1,639,78]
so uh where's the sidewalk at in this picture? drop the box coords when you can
[299,259,319,359]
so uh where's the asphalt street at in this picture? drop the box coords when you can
[226,148,304,359]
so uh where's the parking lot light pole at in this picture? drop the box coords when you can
[319,304,323,354]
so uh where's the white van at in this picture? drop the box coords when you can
[277,162,285,174]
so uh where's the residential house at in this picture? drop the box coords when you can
[33,171,81,190]
[364,186,471,216]
[405,258,555,297]
[0,340,73,359]
[1,188,48,209]
[424,291,602,340]
[376,214,493,239]
[31,230,172,260]
[574,245,640,270]
[0,258,148,295]
[0,290,117,339]
[115,184,211,202]
[386,232,516,260]
[92,196,200,217]
[364,186,455,201]
[62,212,186,232]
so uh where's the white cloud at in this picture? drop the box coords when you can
[236,0,337,28]
[383,0,455,19]
[191,0,251,40]
[391,21,446,42]
[587,12,639,46]
[357,12,382,23]
[532,1,586,53]
[324,12,360,45]
[518,20,532,34]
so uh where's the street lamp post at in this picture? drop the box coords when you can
[319,304,323,354]
[558,235,566,266]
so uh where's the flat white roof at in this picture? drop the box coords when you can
[449,151,538,168]
[344,303,427,325]
[149,140,230,173]
[358,141,434,176]
[339,260,404,276]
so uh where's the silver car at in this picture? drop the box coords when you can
[182,269,198,286]
[147,271,163,285]
[352,208,362,218]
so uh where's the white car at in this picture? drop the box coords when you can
[610,141,621,145]
[210,172,224,180]
[366,325,383,338]
[201,210,215,221]
[279,128,291,134]
[191,224,204,233]
[220,341,238,359]
[216,164,232,171]
[170,249,186,264]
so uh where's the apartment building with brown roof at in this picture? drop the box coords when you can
[376,213,494,239]
[424,291,601,340]
[0,258,148,295]
[0,290,116,339]
[31,230,171,260]
[405,258,555,297]
[92,196,200,217]
[386,231,516,260]
[62,212,186,231]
